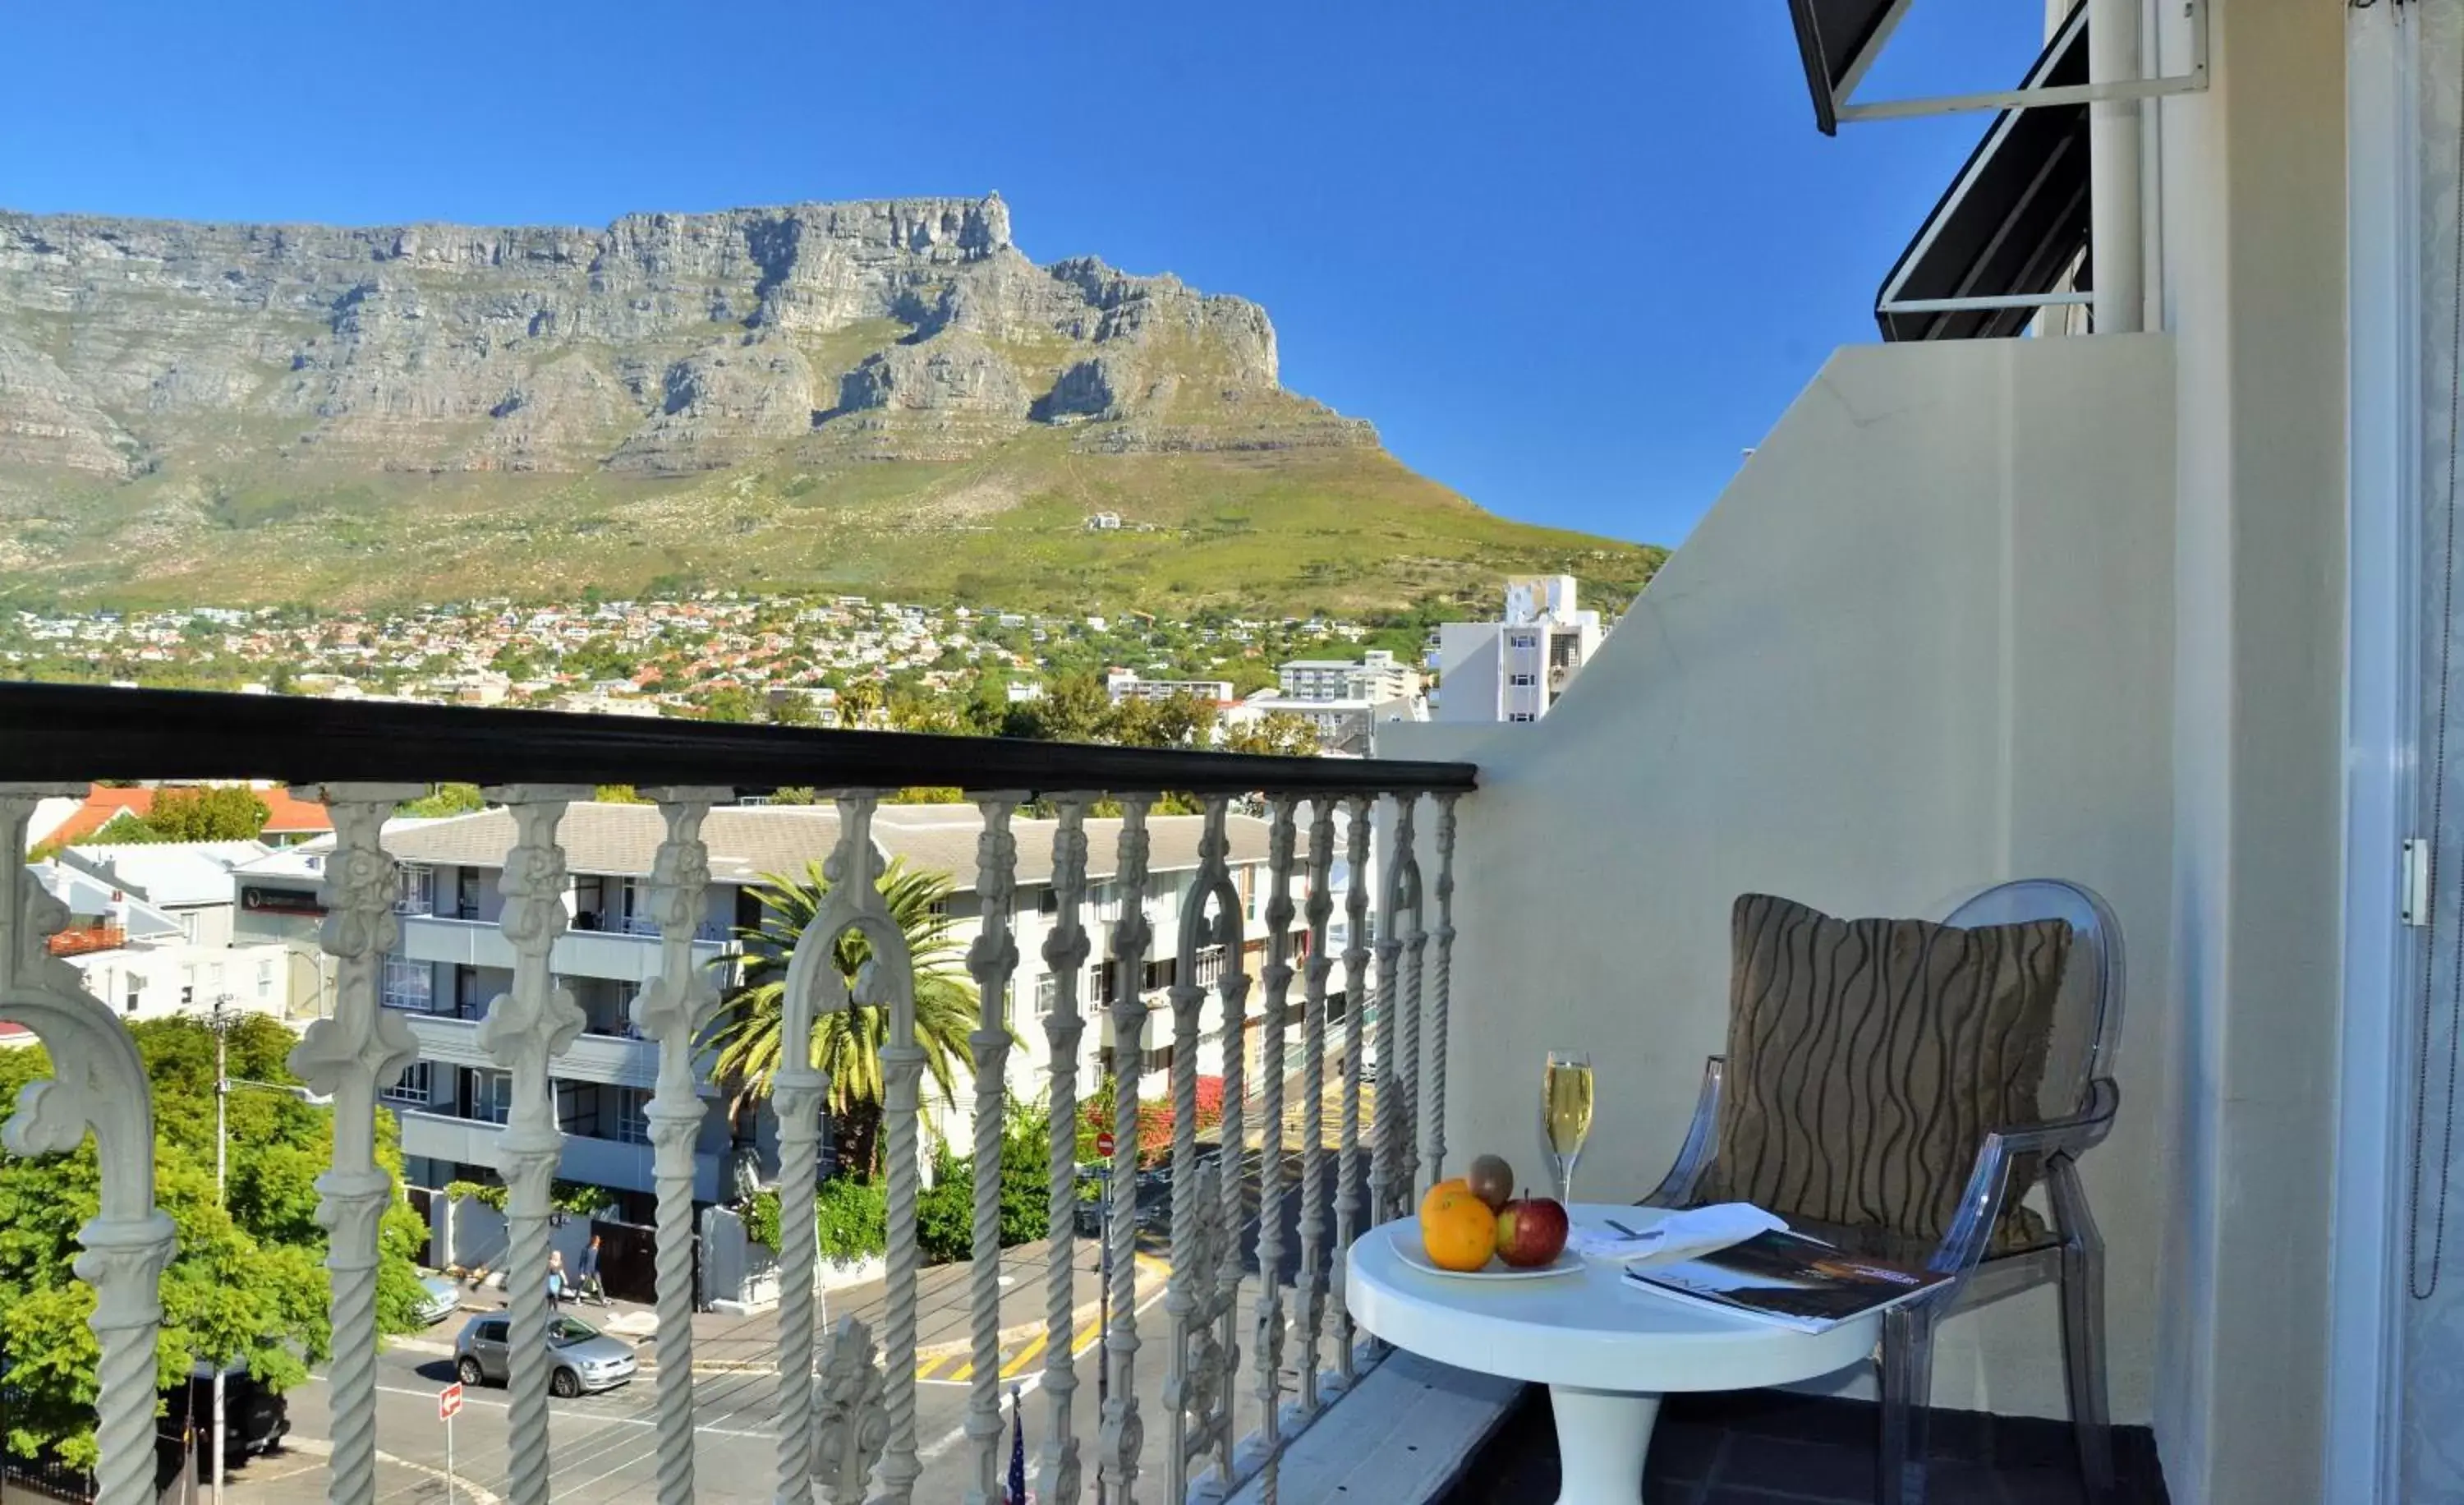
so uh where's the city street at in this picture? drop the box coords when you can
[230,1150,1362,1502]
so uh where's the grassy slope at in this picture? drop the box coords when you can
[0,430,1665,616]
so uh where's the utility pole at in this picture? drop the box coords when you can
[210,993,229,1505]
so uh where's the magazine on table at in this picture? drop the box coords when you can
[1620,1227,1951,1332]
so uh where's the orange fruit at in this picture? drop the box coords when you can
[1418,1178,1498,1273]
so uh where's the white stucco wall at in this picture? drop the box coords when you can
[1385,333,2178,1424]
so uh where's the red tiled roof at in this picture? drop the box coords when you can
[43,784,332,845]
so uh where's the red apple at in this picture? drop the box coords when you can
[1493,1195,1570,1268]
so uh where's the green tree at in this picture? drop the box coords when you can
[709,859,986,1176]
[1002,673,1108,743]
[0,1018,427,1467]
[699,686,761,724]
[398,782,485,818]
[768,693,819,728]
[593,785,651,805]
[144,785,273,842]
[1225,711,1322,758]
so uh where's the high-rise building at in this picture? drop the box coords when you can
[1431,576,1604,724]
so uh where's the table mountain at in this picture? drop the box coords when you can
[0,195,1660,611]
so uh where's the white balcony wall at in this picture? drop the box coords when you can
[400,1010,719,1093]
[1387,335,2177,1428]
[398,1108,707,1200]
[396,913,726,986]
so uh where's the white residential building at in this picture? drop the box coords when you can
[1432,574,1604,724]
[375,802,1335,1216]
[1103,670,1235,705]
[1278,649,1423,705]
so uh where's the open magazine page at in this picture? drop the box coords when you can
[1622,1230,1951,1332]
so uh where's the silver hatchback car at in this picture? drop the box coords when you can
[454,1314,637,1397]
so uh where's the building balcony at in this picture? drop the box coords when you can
[395,1010,713,1092]
[394,1108,714,1201]
[395,911,728,984]
[45,921,124,957]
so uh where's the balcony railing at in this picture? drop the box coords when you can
[0,682,1474,1505]
[44,921,125,958]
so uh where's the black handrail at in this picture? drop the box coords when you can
[0,683,1478,796]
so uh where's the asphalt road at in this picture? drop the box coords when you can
[237,1150,1363,1503]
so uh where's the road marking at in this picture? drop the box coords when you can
[998,1331,1049,1378]
[372,1383,771,1442]
[916,1353,954,1379]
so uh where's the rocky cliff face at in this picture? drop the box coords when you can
[0,193,1372,481]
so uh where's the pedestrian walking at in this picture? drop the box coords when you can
[547,1247,566,1309]
[578,1234,605,1305]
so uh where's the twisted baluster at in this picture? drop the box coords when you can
[1292,800,1337,1417]
[475,788,588,1505]
[1370,799,1408,1227]
[0,786,177,1505]
[1164,799,1235,1502]
[629,790,727,1505]
[292,784,423,1505]
[1038,797,1095,1505]
[1426,796,1460,1185]
[1096,795,1155,1503]
[1244,797,1299,1501]
[963,795,1023,1505]
[1334,797,1372,1381]
[876,1035,927,1503]
[1210,822,1254,1491]
[1396,799,1427,1204]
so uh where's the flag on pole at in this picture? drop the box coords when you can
[1006,1383,1029,1503]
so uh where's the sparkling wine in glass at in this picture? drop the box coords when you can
[1542,1050,1594,1204]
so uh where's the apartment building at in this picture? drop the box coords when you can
[375,802,1331,1215]
[1102,670,1236,705]
[29,854,297,1023]
[1277,648,1423,706]
[1432,574,1605,723]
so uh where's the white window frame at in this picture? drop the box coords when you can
[381,955,433,1012]
[469,1069,513,1125]
[1035,974,1059,1016]
[395,864,435,917]
[383,1062,434,1106]
[256,958,275,1001]
[614,1086,652,1144]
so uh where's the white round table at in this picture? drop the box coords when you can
[1345,1204,1880,1505]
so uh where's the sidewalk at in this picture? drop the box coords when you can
[392,1233,1169,1381]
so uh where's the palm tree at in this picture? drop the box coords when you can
[709,858,981,1177]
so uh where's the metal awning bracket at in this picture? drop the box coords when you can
[1831,0,2208,126]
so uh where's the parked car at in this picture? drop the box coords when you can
[163,1362,291,1461]
[411,1273,463,1328]
[454,1314,637,1397]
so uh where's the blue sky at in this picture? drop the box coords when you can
[2,1,2046,548]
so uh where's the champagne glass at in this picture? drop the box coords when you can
[1541,1050,1594,1204]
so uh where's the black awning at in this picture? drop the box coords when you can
[1787,0,1906,135]
[1873,2,2090,342]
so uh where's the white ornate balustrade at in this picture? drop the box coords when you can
[0,685,1475,1505]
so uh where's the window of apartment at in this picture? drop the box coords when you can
[1508,712,1538,724]
[1088,881,1121,923]
[395,865,434,917]
[1143,957,1176,993]
[557,1082,601,1136]
[614,1087,651,1144]
[1509,632,1538,651]
[1037,886,1059,914]
[453,964,482,1018]
[256,958,275,1001]
[1035,974,1059,1016]
[467,1069,513,1125]
[383,1061,434,1106]
[381,955,433,1011]
[1144,1042,1175,1075]
[1508,673,1538,687]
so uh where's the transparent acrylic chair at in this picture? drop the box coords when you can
[1640,879,2124,1505]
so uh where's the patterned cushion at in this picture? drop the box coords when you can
[1699,893,2070,1245]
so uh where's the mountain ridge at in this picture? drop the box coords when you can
[0,194,1662,613]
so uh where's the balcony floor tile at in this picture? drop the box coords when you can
[1436,1388,2162,1505]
